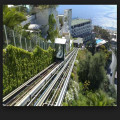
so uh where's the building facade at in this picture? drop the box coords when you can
[71,18,93,42]
[64,9,72,31]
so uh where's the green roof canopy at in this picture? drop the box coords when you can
[73,37,83,44]
[71,19,91,26]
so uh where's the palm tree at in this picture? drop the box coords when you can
[3,5,27,29]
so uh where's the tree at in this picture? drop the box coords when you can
[93,26,110,41]
[77,50,106,90]
[3,5,27,29]
[47,14,58,43]
[86,39,96,55]
[88,52,106,90]
[98,45,112,69]
[59,17,63,27]
[77,51,92,83]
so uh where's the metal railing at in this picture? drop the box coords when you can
[3,25,55,51]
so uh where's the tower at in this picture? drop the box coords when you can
[64,9,72,31]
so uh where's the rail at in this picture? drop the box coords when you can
[35,48,78,106]
[55,48,78,106]
[14,48,75,106]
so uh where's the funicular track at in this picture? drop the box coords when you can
[3,62,59,106]
[3,48,76,106]
[28,48,78,106]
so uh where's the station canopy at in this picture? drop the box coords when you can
[73,37,83,44]
[28,24,41,30]
[71,18,91,26]
[55,38,66,44]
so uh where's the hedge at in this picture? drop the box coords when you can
[3,45,55,97]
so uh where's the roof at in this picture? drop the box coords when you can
[55,38,66,44]
[8,5,14,7]
[58,15,64,17]
[28,24,41,30]
[71,18,91,26]
[73,38,83,44]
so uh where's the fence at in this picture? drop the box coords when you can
[3,25,55,51]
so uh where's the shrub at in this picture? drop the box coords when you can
[71,73,74,80]
[3,45,55,96]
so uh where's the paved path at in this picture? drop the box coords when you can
[107,50,117,93]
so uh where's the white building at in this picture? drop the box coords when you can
[111,32,117,42]
[58,9,72,37]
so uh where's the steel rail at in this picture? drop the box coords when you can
[14,49,76,106]
[3,48,75,106]
[3,62,56,104]
[48,68,69,106]
[4,62,58,106]
[27,65,64,106]
[46,63,71,106]
[50,50,77,106]
[35,49,77,106]
[55,48,78,106]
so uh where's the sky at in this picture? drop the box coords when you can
[57,5,117,30]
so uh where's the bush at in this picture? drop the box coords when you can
[3,45,55,96]
[74,62,77,66]
[71,73,74,79]
[63,88,116,106]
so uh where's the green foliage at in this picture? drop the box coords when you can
[88,52,106,89]
[22,23,30,30]
[63,81,115,106]
[71,42,74,50]
[77,51,92,83]
[98,45,112,69]
[93,26,110,41]
[15,5,28,15]
[62,50,116,106]
[74,62,77,67]
[71,73,75,80]
[3,45,55,96]
[85,89,115,106]
[3,5,27,29]
[37,5,58,10]
[73,38,77,40]
[63,85,115,106]
[47,14,58,43]
[101,76,117,99]
[86,39,96,55]
[83,80,90,91]
[62,102,68,106]
[59,17,63,27]
[77,50,106,90]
